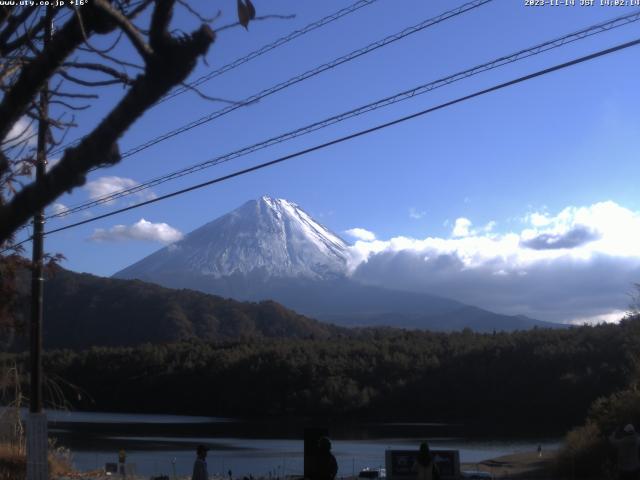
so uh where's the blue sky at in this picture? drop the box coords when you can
[10,0,640,323]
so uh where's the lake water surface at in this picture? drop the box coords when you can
[43,411,561,477]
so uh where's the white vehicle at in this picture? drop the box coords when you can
[358,468,387,479]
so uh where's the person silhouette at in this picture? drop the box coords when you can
[310,436,338,480]
[192,445,209,480]
[118,448,126,478]
[610,424,640,480]
[412,442,439,480]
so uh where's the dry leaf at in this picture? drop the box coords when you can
[237,0,256,30]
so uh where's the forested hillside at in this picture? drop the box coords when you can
[6,317,638,434]
[7,268,342,350]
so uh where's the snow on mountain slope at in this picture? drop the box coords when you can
[114,196,350,281]
[113,196,560,332]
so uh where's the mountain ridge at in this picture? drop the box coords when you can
[5,266,343,351]
[114,196,562,332]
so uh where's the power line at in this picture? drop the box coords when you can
[161,0,380,103]
[48,9,640,220]
[9,0,488,239]
[29,36,640,243]
[52,0,492,165]
[49,0,381,156]
[119,0,492,158]
[4,34,639,255]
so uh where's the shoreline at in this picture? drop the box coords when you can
[49,450,559,480]
[461,450,557,479]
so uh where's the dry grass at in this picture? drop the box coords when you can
[461,450,559,479]
[0,442,24,480]
[0,441,74,480]
[555,422,617,479]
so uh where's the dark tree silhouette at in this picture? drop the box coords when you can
[0,0,257,245]
[0,0,258,343]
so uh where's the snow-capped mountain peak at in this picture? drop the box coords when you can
[114,196,350,281]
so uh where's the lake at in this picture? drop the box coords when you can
[42,410,561,477]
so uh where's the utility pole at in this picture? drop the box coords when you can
[27,7,51,480]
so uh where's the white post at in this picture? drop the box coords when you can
[26,412,48,480]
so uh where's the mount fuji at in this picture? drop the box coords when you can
[115,196,350,284]
[114,196,559,331]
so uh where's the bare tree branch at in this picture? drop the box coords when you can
[0,1,216,242]
[126,0,155,19]
[51,90,99,100]
[77,41,145,70]
[1,11,59,57]
[58,69,128,87]
[0,117,34,147]
[0,3,120,142]
[49,100,90,111]
[93,0,152,61]
[76,28,124,57]
[215,14,295,33]
[0,6,15,30]
[177,0,221,23]
[177,80,244,105]
[62,61,135,85]
[0,7,38,52]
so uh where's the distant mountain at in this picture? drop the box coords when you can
[114,196,561,332]
[9,267,341,351]
[115,196,350,282]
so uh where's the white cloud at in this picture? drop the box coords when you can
[567,310,628,326]
[484,221,497,233]
[527,212,552,227]
[318,210,335,218]
[85,176,156,204]
[452,217,473,237]
[46,157,60,173]
[345,227,376,242]
[409,207,427,220]
[51,203,69,216]
[89,218,183,244]
[348,201,640,323]
[2,117,36,149]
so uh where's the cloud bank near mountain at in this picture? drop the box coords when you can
[85,176,156,204]
[348,201,640,324]
[90,218,183,244]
